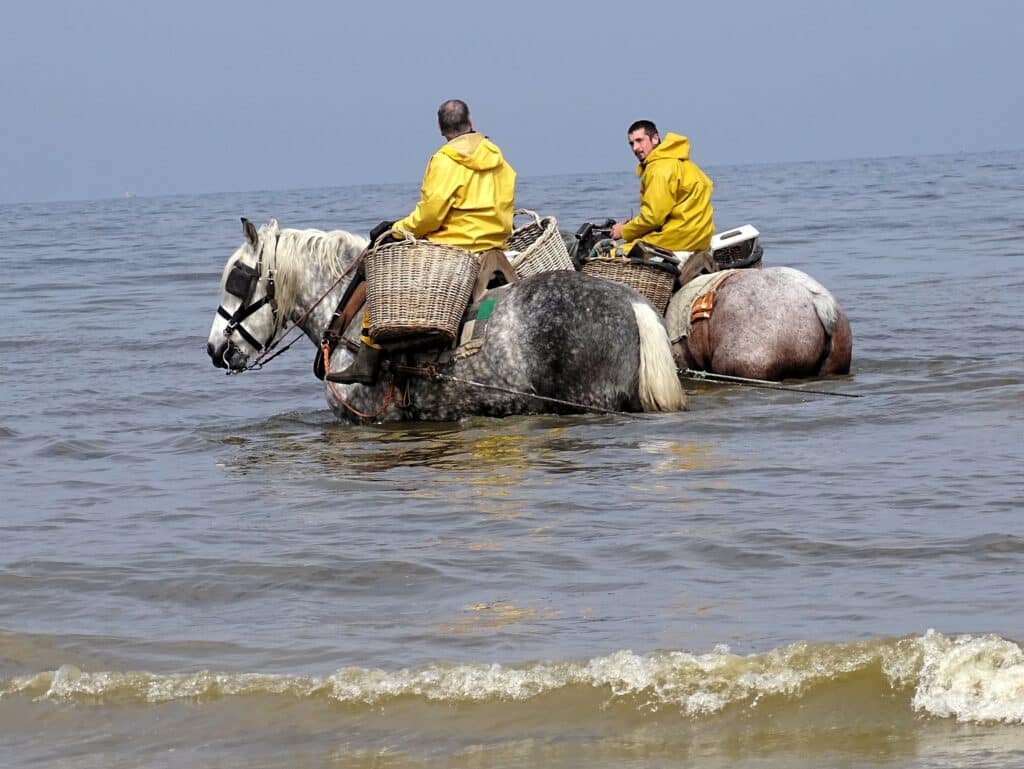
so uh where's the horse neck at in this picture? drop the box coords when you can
[275,229,365,344]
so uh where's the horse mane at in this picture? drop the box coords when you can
[269,226,368,319]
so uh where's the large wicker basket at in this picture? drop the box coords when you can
[364,232,480,342]
[505,209,574,277]
[582,256,676,314]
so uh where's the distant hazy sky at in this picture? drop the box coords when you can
[1,0,1020,203]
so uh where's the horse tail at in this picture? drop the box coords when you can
[632,301,687,412]
[777,266,840,336]
[776,266,852,375]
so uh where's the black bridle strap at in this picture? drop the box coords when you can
[225,237,367,374]
[217,302,273,350]
[218,233,281,352]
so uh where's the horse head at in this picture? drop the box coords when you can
[207,218,369,374]
[206,217,285,371]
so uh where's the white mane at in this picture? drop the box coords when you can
[255,221,368,319]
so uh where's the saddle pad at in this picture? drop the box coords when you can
[455,284,511,357]
[667,269,737,340]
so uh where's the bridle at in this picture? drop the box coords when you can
[215,231,367,375]
[216,233,281,357]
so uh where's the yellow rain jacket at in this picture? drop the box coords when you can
[620,132,714,253]
[392,132,516,252]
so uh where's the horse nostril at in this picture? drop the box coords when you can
[207,341,228,368]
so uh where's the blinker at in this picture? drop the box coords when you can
[225,261,259,299]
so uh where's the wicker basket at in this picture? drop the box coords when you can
[582,256,676,314]
[505,209,574,277]
[364,231,480,342]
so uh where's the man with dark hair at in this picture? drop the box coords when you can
[610,120,714,254]
[329,99,516,385]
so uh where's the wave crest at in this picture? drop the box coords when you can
[4,631,1021,724]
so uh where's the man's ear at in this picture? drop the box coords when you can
[652,132,661,146]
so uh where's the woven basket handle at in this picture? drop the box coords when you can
[513,209,543,227]
[371,227,416,249]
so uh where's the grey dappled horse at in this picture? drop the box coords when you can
[666,267,853,381]
[207,219,685,423]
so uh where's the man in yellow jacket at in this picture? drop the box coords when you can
[388,99,516,251]
[610,120,714,254]
[329,99,516,385]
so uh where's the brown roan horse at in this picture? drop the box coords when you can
[665,262,853,381]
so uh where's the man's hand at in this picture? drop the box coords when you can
[369,220,396,243]
[610,221,626,240]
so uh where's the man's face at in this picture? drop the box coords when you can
[628,129,659,162]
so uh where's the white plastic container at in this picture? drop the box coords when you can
[711,224,760,251]
[710,224,762,268]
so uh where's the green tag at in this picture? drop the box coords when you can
[476,296,496,321]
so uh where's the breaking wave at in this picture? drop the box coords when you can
[4,631,1022,725]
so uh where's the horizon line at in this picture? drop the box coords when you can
[1,146,1019,208]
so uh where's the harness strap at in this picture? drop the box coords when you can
[217,301,272,350]
[331,281,367,345]
[689,270,736,326]
[217,232,281,353]
[313,274,367,380]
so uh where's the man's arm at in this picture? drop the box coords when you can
[392,155,459,238]
[618,166,677,242]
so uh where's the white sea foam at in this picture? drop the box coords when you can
[910,629,1024,723]
[6,632,1021,724]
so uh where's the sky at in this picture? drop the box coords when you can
[1,0,1021,204]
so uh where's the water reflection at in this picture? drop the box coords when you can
[211,412,714,478]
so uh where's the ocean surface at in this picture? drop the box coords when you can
[1,150,1022,768]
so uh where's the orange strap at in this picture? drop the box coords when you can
[321,342,395,419]
[690,291,715,322]
[689,271,735,325]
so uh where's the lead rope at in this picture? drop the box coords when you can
[680,368,862,398]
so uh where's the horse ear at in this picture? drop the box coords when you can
[241,217,259,248]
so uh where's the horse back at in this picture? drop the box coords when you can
[702,268,846,379]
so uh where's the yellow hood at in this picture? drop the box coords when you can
[636,132,691,175]
[440,132,506,171]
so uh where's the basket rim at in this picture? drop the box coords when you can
[368,228,477,257]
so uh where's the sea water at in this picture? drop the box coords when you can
[1,150,1022,768]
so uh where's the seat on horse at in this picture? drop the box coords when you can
[471,249,518,304]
